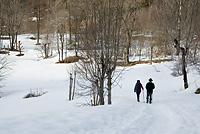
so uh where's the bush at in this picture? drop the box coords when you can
[24,90,47,99]
[195,88,200,94]
[171,61,182,77]
[56,56,84,63]
[30,37,36,40]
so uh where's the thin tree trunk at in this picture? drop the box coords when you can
[11,33,15,50]
[150,46,153,65]
[72,71,76,100]
[69,73,73,101]
[60,25,65,62]
[107,71,112,105]
[75,18,78,57]
[99,77,104,105]
[15,32,18,50]
[68,5,72,53]
[37,3,40,45]
[18,41,21,55]
[61,35,64,62]
[57,30,60,62]
[126,32,131,64]
[95,80,99,106]
[139,47,142,62]
[44,44,47,58]
[181,48,188,89]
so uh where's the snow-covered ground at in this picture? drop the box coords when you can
[0,35,200,134]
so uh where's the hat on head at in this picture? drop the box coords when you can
[149,78,153,81]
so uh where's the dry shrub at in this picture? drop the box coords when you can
[0,51,9,54]
[30,37,36,40]
[195,88,200,94]
[57,56,84,64]
[24,90,47,99]
[16,54,24,57]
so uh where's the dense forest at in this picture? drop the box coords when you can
[0,0,200,105]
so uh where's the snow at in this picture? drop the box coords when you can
[0,34,200,134]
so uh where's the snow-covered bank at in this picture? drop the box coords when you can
[0,35,200,134]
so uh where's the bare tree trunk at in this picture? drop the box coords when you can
[95,80,99,106]
[99,76,105,105]
[139,43,142,62]
[15,32,18,50]
[36,3,41,45]
[61,36,64,62]
[75,18,78,57]
[176,0,182,55]
[125,32,131,64]
[107,71,112,105]
[59,24,65,62]
[18,41,22,55]
[57,30,60,62]
[150,46,153,65]
[72,71,76,100]
[69,73,73,101]
[44,44,48,58]
[11,33,15,50]
[68,4,72,55]
[174,39,188,89]
[181,47,188,89]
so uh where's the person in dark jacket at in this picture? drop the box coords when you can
[146,78,155,104]
[134,80,144,102]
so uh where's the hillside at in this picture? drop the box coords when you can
[0,35,200,134]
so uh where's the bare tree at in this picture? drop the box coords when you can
[155,0,200,89]
[29,0,49,45]
[75,0,106,105]
[50,0,67,62]
[121,0,139,64]
[40,35,52,59]
[74,0,125,105]
[35,0,42,45]
[188,23,200,70]
[2,0,24,50]
[59,24,65,62]
[62,0,83,58]
[104,0,125,105]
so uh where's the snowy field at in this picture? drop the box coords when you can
[0,35,200,134]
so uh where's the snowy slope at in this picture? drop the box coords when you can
[0,35,200,134]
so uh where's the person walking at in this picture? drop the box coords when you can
[134,80,144,102]
[146,78,155,104]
